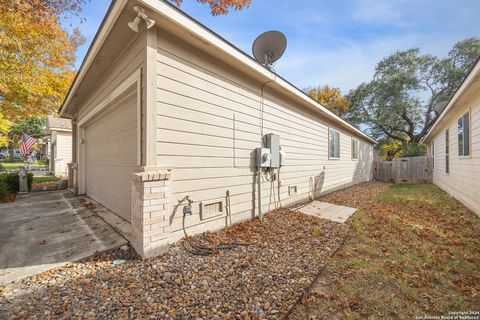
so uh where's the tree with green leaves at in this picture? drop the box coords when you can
[6,117,46,162]
[345,37,480,149]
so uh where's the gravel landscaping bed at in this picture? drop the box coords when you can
[1,208,349,319]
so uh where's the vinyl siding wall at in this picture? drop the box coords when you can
[74,32,146,167]
[429,89,480,215]
[156,32,374,240]
[53,131,72,177]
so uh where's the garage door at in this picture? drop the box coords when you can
[84,91,137,222]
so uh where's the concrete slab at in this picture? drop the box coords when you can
[0,191,127,284]
[77,195,133,244]
[295,201,357,223]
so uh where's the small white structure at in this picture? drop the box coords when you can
[45,116,72,177]
[59,0,376,258]
[425,59,480,215]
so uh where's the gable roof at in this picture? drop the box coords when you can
[60,0,376,144]
[424,57,480,141]
[46,115,72,132]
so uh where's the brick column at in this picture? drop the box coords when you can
[130,170,172,259]
[67,162,77,192]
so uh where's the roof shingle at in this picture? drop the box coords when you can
[46,115,72,131]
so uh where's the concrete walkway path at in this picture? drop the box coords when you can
[0,191,126,284]
[296,201,357,223]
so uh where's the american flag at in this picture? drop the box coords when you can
[20,133,35,157]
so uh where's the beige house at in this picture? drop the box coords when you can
[59,0,376,258]
[425,58,480,215]
[45,116,72,177]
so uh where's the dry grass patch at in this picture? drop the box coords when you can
[318,181,389,208]
[289,184,480,319]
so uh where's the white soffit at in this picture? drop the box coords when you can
[424,59,480,141]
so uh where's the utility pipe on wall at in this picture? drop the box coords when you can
[257,167,263,221]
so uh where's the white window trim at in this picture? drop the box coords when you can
[457,110,471,159]
[445,129,450,175]
[77,69,142,195]
[328,128,340,160]
[351,138,359,160]
[431,140,434,171]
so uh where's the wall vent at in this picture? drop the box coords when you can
[289,185,298,196]
[200,200,224,220]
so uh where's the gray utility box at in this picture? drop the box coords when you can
[256,148,271,167]
[265,134,280,168]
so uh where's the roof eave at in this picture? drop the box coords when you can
[58,0,128,118]
[423,57,480,142]
[47,127,73,133]
[60,0,376,144]
[139,0,376,144]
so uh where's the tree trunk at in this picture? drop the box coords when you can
[8,140,14,162]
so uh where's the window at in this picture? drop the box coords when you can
[351,138,359,160]
[458,112,470,156]
[431,140,434,170]
[329,129,340,159]
[445,129,449,173]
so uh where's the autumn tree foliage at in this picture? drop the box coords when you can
[305,85,350,116]
[0,0,85,121]
[0,113,11,148]
[170,0,251,15]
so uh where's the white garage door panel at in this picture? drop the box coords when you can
[85,92,137,222]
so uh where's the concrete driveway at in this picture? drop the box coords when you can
[0,191,127,284]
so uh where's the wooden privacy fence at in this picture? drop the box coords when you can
[374,156,433,184]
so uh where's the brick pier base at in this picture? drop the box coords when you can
[130,169,171,258]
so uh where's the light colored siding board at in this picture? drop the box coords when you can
[75,32,146,178]
[156,31,374,236]
[157,64,333,137]
[157,39,338,135]
[53,131,72,177]
[430,91,480,215]
[78,34,146,120]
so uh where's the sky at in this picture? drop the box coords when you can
[70,0,480,93]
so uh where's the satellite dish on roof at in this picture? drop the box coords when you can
[433,100,448,114]
[252,30,287,68]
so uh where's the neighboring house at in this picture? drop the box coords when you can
[425,58,480,215]
[45,116,72,177]
[59,0,376,258]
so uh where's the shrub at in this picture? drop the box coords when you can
[401,143,427,158]
[4,173,18,192]
[0,176,7,198]
[379,141,427,160]
[379,141,403,160]
[1,172,33,192]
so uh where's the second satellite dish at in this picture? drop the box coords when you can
[252,30,287,68]
[433,100,448,114]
